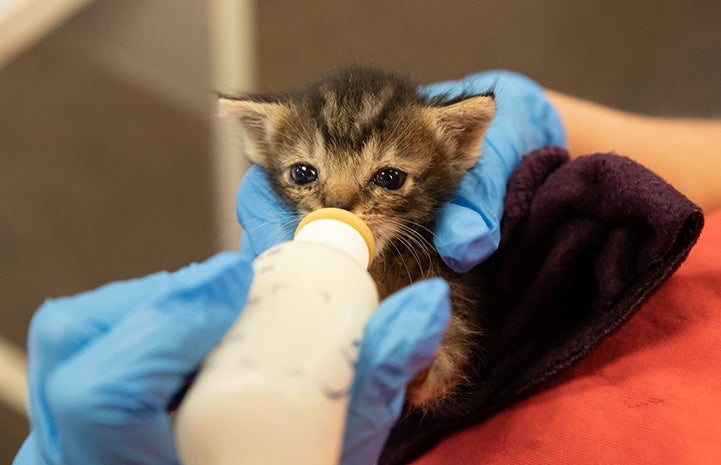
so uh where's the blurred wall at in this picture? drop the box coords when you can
[256,0,721,117]
[55,0,212,116]
[1,0,719,461]
[0,2,217,460]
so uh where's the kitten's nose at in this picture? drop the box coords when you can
[323,194,354,210]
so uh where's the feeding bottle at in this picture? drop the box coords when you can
[174,207,379,465]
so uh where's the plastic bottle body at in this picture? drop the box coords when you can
[175,240,379,465]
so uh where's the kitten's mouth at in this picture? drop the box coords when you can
[298,207,385,260]
[298,208,405,263]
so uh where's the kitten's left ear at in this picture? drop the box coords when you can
[428,94,496,170]
[218,97,289,167]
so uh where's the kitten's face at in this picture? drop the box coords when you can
[223,69,495,257]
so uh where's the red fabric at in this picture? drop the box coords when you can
[412,209,721,465]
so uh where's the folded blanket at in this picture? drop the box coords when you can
[380,146,704,465]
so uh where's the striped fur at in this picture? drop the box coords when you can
[222,67,495,411]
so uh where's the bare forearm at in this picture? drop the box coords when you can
[546,90,721,213]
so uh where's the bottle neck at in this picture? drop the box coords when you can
[293,208,375,269]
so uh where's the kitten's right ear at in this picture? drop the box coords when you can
[427,94,496,170]
[218,97,289,167]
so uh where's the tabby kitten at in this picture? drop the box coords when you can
[222,68,495,410]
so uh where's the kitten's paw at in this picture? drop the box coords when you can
[405,352,464,407]
[405,313,479,409]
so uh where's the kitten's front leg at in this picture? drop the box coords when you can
[372,258,480,411]
[405,310,477,408]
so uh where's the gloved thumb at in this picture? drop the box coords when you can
[43,255,252,465]
[341,278,451,465]
[236,165,297,261]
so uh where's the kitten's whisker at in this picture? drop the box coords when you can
[379,217,431,277]
[387,218,438,277]
[407,232,433,275]
[404,219,441,243]
[401,235,426,276]
[406,226,435,262]
[404,234,433,275]
[392,227,422,272]
[403,226,434,272]
[402,227,437,265]
[238,212,300,249]
[388,239,414,285]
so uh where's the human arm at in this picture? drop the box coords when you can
[546,90,721,213]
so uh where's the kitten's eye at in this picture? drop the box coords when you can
[290,163,318,185]
[373,168,407,190]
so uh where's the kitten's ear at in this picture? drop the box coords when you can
[218,97,289,167]
[428,94,496,170]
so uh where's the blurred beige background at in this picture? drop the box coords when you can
[1,0,719,461]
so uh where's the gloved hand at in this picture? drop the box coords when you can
[13,253,450,465]
[236,70,566,271]
[14,253,253,465]
[341,278,449,465]
[422,70,565,271]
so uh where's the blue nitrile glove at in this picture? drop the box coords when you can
[13,254,450,465]
[236,70,565,271]
[341,278,450,465]
[14,253,253,465]
[421,70,565,272]
[236,165,295,263]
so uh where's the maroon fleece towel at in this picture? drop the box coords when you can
[380,146,704,465]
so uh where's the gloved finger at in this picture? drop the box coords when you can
[423,71,566,272]
[236,165,297,261]
[12,433,39,465]
[433,161,504,273]
[28,272,175,465]
[29,253,252,464]
[28,252,244,386]
[341,278,451,465]
[26,253,242,464]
